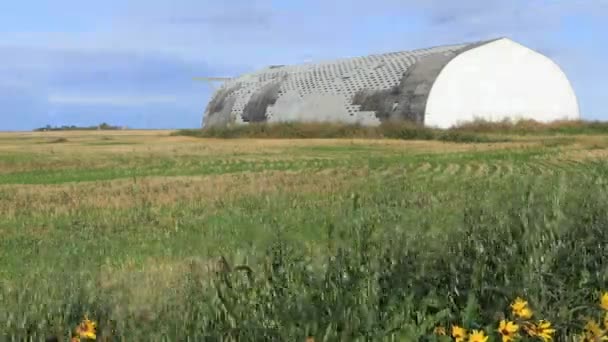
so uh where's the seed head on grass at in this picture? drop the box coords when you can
[434,325,447,336]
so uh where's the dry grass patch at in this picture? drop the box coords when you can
[539,136,608,162]
[0,131,545,167]
[557,148,608,162]
[0,169,360,217]
[97,257,223,322]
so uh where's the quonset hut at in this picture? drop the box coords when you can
[202,38,579,129]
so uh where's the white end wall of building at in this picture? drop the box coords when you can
[425,38,580,129]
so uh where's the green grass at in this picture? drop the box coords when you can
[0,153,48,164]
[0,147,553,185]
[175,120,608,141]
[1,131,607,340]
[452,119,608,135]
[174,122,508,143]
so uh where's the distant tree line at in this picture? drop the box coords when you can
[34,123,124,131]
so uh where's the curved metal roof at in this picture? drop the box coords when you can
[203,39,499,127]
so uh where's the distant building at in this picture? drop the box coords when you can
[203,38,580,129]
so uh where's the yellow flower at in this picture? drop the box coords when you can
[498,320,519,342]
[434,326,447,336]
[580,331,608,342]
[518,307,533,320]
[452,325,467,342]
[601,292,608,311]
[535,320,556,342]
[580,333,608,342]
[75,316,97,340]
[511,297,528,312]
[584,319,608,341]
[468,329,489,342]
[579,333,608,342]
[604,312,608,330]
[511,297,533,319]
[585,320,603,336]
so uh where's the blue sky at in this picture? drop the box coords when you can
[0,0,606,130]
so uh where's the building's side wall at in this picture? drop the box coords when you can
[268,92,364,124]
[425,38,580,128]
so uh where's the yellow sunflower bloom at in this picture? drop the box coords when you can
[535,320,556,342]
[498,320,519,342]
[468,329,489,342]
[511,297,533,319]
[511,297,528,312]
[75,317,97,340]
[579,332,606,342]
[452,325,467,342]
[580,332,608,342]
[584,319,608,341]
[601,292,608,311]
[518,307,533,320]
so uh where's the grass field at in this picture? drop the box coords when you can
[1,130,608,340]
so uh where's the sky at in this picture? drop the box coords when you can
[0,0,606,131]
